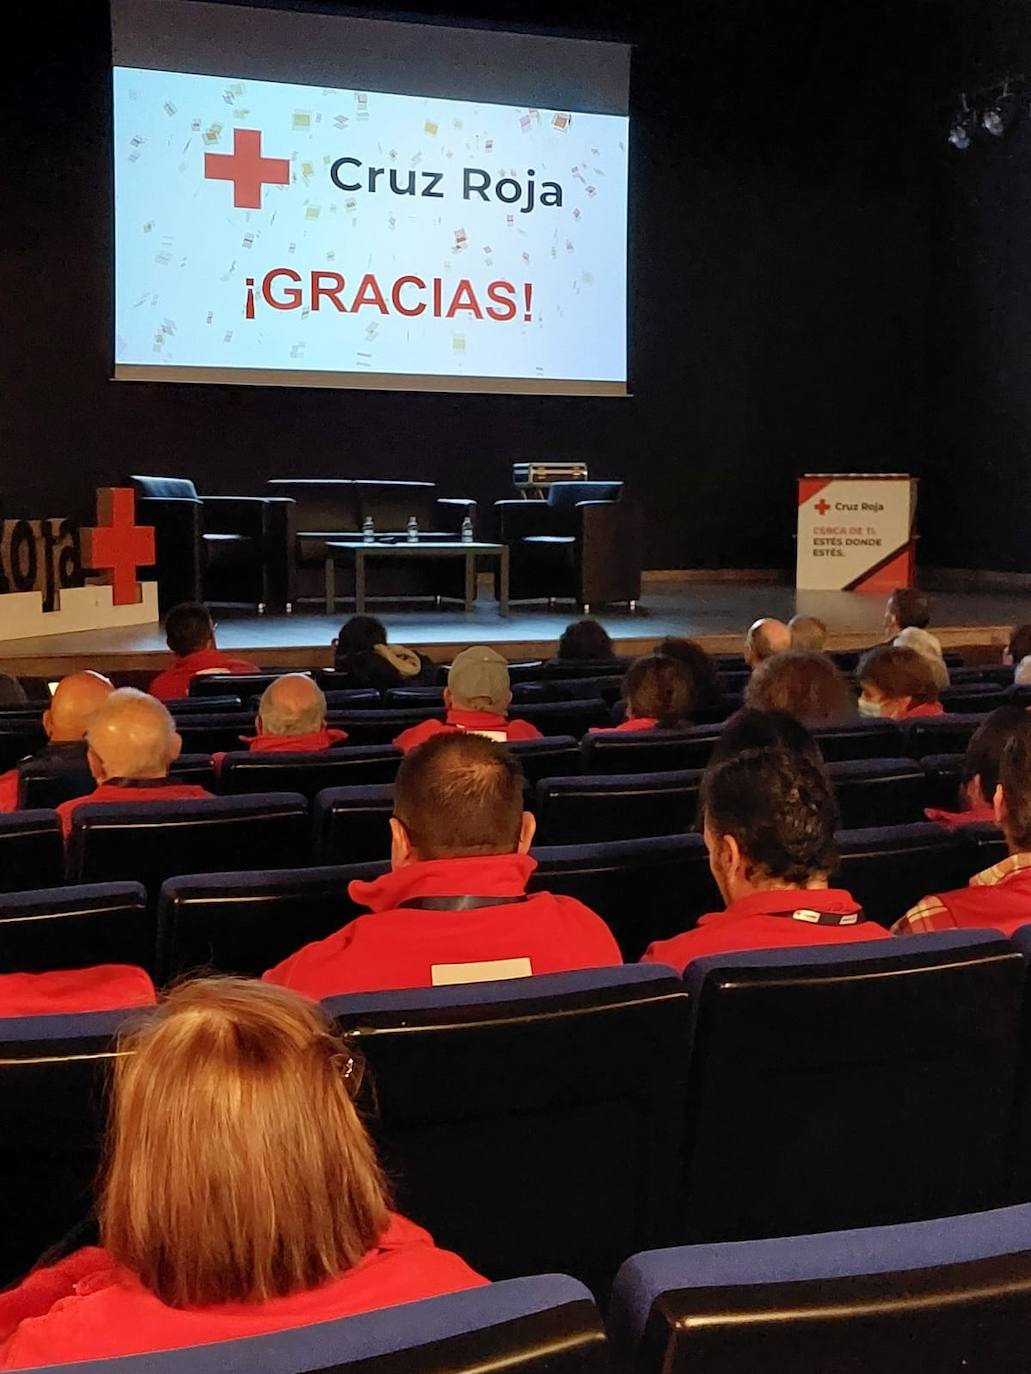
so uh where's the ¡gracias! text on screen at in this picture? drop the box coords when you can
[245,271,534,322]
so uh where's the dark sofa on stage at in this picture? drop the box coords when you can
[495,481,642,612]
[267,479,477,610]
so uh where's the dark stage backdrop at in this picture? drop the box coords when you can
[1,0,967,571]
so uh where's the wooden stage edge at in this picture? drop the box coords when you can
[0,577,1025,677]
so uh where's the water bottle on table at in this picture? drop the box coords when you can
[461,515,474,544]
[407,515,419,543]
[362,516,375,543]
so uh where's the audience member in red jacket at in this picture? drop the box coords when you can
[895,717,1031,936]
[265,731,621,997]
[925,706,1027,830]
[642,747,887,973]
[0,965,156,1018]
[590,654,694,734]
[55,689,212,839]
[245,674,348,752]
[148,602,259,702]
[394,646,542,752]
[857,645,944,721]
[0,979,485,1369]
[0,671,113,813]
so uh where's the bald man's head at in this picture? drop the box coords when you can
[744,618,791,668]
[86,688,181,784]
[44,672,115,743]
[256,674,327,738]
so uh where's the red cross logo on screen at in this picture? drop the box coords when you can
[81,488,156,606]
[814,498,831,516]
[204,129,291,209]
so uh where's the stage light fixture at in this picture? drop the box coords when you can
[982,84,1017,137]
[948,94,975,149]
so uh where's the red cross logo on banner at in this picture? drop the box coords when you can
[204,129,291,209]
[81,489,155,606]
[814,498,831,516]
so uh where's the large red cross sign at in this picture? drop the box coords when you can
[81,488,155,606]
[204,128,291,209]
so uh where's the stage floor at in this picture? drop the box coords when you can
[0,580,1021,676]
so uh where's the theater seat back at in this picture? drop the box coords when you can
[66,794,309,896]
[0,1008,135,1287]
[312,785,394,863]
[827,758,929,828]
[582,728,720,775]
[834,823,983,928]
[680,932,1023,1243]
[220,751,380,801]
[0,810,63,893]
[533,771,702,845]
[611,1207,1031,1374]
[0,883,152,975]
[531,834,717,960]
[327,965,691,1295]
[157,862,386,982]
[39,1275,608,1374]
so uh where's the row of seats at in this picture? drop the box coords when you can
[0,816,1006,952]
[34,1198,1031,1374]
[6,934,1031,1298]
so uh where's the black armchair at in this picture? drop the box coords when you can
[127,476,292,612]
[495,481,642,611]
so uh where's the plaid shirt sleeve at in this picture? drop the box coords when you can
[892,895,952,936]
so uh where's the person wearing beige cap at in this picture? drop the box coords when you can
[393,646,543,753]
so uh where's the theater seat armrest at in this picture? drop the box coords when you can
[435,498,477,533]
[495,499,552,540]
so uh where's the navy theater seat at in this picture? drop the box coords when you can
[331,709,446,746]
[920,752,964,811]
[219,750,383,801]
[175,713,256,754]
[0,1007,139,1287]
[157,861,386,982]
[231,742,402,789]
[834,823,981,928]
[164,695,244,714]
[678,932,1023,1243]
[507,736,582,783]
[1004,925,1031,1203]
[18,752,215,810]
[582,727,720,775]
[188,672,281,699]
[313,785,395,864]
[0,721,46,771]
[0,810,63,893]
[530,835,717,960]
[827,758,929,828]
[382,685,445,708]
[66,794,309,895]
[38,1275,609,1374]
[512,699,612,736]
[809,719,904,761]
[0,883,152,975]
[959,819,1009,871]
[939,683,1009,714]
[902,713,988,759]
[319,689,384,710]
[327,965,691,1295]
[609,1206,1031,1374]
[533,771,702,845]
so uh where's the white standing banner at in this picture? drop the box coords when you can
[796,474,917,592]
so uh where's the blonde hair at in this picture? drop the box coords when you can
[99,978,390,1308]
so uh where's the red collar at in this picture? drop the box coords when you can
[903,701,945,718]
[349,853,536,911]
[700,888,862,926]
[445,709,509,730]
[925,803,997,828]
[245,728,348,753]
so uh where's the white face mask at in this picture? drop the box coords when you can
[858,696,883,719]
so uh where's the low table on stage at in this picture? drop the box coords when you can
[324,540,510,616]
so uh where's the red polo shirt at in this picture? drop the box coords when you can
[264,852,621,998]
[56,780,213,839]
[925,803,997,829]
[893,853,1031,937]
[589,717,659,735]
[393,710,543,753]
[246,727,349,752]
[0,769,18,813]
[641,887,888,974]
[0,965,156,1018]
[148,649,261,702]
[902,701,944,719]
[0,1214,486,1370]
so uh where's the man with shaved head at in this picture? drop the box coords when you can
[248,674,348,752]
[744,618,791,670]
[0,671,115,812]
[264,731,620,997]
[55,688,212,838]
